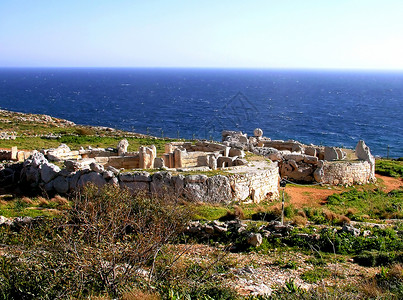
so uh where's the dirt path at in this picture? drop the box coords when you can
[376,174,403,191]
[285,174,402,208]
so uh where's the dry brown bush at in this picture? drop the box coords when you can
[121,289,160,300]
[37,196,49,206]
[297,210,307,218]
[21,197,34,205]
[324,210,337,221]
[336,215,351,225]
[51,195,69,205]
[292,215,308,226]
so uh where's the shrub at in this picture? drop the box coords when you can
[0,184,190,299]
[376,159,403,178]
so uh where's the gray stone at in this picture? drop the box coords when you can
[154,157,165,169]
[185,174,208,184]
[120,181,149,192]
[117,139,129,156]
[324,147,339,161]
[103,170,115,179]
[247,232,262,247]
[78,172,107,188]
[52,176,69,194]
[206,175,232,203]
[150,172,173,195]
[313,161,325,182]
[229,148,245,158]
[30,152,48,167]
[342,224,360,237]
[106,166,120,175]
[253,128,263,137]
[90,162,104,173]
[40,162,60,183]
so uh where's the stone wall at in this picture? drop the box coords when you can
[18,152,279,204]
[229,163,279,202]
[321,161,375,185]
[0,147,32,162]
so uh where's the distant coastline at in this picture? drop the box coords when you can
[0,68,402,157]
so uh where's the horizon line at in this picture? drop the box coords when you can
[1,66,403,72]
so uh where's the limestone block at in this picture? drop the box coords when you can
[52,176,69,194]
[253,128,263,137]
[11,146,17,160]
[233,158,247,166]
[17,151,25,162]
[90,162,104,173]
[120,181,149,192]
[324,147,339,161]
[283,153,305,163]
[229,148,245,158]
[117,139,129,156]
[78,172,107,188]
[217,156,235,168]
[150,172,174,195]
[183,182,208,202]
[185,174,208,184]
[103,170,115,179]
[154,157,165,169]
[40,162,61,183]
[206,175,232,203]
[305,146,317,157]
[207,155,217,170]
[173,175,185,194]
[303,155,318,164]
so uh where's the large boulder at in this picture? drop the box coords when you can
[40,162,61,183]
[324,147,339,161]
[78,172,107,188]
[206,175,232,203]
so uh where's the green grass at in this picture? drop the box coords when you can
[0,197,66,218]
[326,188,403,220]
[191,204,229,220]
[376,159,403,178]
[0,135,176,155]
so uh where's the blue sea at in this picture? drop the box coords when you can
[0,68,402,158]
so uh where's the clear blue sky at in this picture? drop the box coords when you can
[1,0,402,69]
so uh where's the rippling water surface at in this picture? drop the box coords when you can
[0,68,402,157]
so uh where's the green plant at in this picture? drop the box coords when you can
[301,267,331,283]
[376,159,403,178]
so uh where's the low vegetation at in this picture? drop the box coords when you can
[376,159,403,178]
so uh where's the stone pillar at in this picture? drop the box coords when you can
[165,143,173,154]
[174,148,184,168]
[11,146,18,160]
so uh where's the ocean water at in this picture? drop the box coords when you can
[0,68,402,158]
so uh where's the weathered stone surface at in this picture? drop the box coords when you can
[40,162,60,183]
[283,153,305,163]
[314,160,325,182]
[305,146,317,157]
[103,170,115,179]
[154,157,165,169]
[247,232,262,247]
[52,176,69,194]
[229,148,245,158]
[303,155,318,164]
[120,181,149,192]
[117,139,129,156]
[185,174,208,184]
[150,172,174,195]
[253,128,263,137]
[119,172,151,182]
[78,172,106,187]
[29,152,48,167]
[206,175,232,203]
[90,162,104,173]
[355,140,375,181]
[324,147,339,161]
[183,182,208,202]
